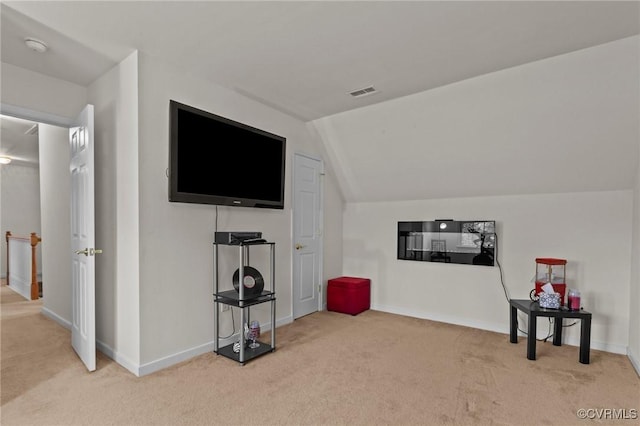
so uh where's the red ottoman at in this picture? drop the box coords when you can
[327,276,370,315]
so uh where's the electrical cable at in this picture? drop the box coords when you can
[496,232,545,339]
[494,232,578,341]
[492,232,582,343]
[219,309,236,339]
[517,317,578,341]
[496,257,510,303]
[517,318,555,342]
[213,204,236,340]
[494,233,511,303]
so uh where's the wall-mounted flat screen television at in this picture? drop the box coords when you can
[169,100,286,209]
[397,220,496,266]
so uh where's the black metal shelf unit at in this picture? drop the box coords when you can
[213,240,276,365]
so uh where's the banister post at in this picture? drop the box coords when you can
[30,233,42,300]
[5,231,11,286]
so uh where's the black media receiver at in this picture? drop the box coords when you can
[215,231,263,245]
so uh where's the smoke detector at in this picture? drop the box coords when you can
[24,37,48,53]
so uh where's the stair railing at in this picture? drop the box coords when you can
[5,231,42,300]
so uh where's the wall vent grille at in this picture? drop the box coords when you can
[348,86,377,98]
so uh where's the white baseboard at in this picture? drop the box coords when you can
[39,301,634,377]
[136,314,293,377]
[8,281,30,301]
[41,306,71,330]
[627,347,640,377]
[371,302,628,356]
[136,341,214,377]
[38,306,294,377]
[40,307,142,375]
[96,340,140,376]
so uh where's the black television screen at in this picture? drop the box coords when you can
[397,220,496,266]
[169,100,286,209]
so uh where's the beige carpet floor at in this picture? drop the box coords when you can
[1,283,638,426]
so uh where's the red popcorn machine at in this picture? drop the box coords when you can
[533,258,567,306]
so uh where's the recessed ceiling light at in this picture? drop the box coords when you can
[24,37,48,53]
[0,157,12,165]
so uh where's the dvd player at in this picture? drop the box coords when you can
[214,231,263,245]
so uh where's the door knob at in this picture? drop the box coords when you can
[295,243,306,250]
[74,248,103,256]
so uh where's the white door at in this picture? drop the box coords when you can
[70,105,97,372]
[292,153,323,319]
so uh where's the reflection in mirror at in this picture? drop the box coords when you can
[397,220,496,266]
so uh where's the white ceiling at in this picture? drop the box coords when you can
[0,115,39,166]
[1,0,638,197]
[2,1,639,122]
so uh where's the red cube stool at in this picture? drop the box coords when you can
[327,276,370,315]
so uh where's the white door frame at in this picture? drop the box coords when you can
[1,103,73,128]
[0,104,72,298]
[1,103,96,371]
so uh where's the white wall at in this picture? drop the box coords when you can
[135,52,344,371]
[38,123,72,322]
[87,51,140,373]
[1,162,41,279]
[343,190,632,353]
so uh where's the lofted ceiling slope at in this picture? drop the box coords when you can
[2,1,639,121]
[1,1,638,199]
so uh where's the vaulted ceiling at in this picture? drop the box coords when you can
[2,1,638,122]
[1,1,638,198]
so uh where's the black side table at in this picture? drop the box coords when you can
[509,299,592,364]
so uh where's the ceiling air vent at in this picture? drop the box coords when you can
[348,86,377,98]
